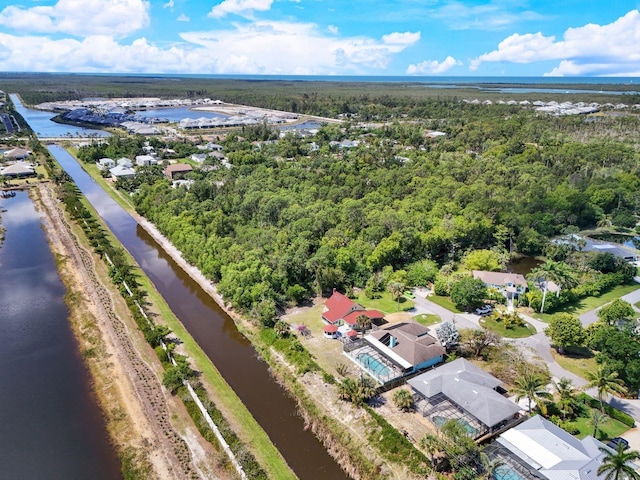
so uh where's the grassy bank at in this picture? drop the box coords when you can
[534,282,640,322]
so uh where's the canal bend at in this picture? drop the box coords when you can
[47,145,347,479]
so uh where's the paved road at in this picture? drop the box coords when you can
[411,287,640,425]
[579,277,640,326]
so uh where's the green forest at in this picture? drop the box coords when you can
[74,103,640,323]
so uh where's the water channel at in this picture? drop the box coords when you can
[0,190,121,479]
[46,147,347,478]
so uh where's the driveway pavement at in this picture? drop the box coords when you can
[579,278,640,326]
[411,286,640,423]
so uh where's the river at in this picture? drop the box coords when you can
[0,190,121,479]
[46,147,348,478]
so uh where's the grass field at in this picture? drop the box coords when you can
[427,295,462,313]
[355,291,414,313]
[551,347,597,380]
[535,282,640,322]
[479,316,536,338]
[573,405,630,441]
[413,314,441,327]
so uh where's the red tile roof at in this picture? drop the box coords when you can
[323,324,338,333]
[342,309,384,326]
[322,291,356,323]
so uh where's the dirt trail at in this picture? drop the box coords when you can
[35,183,222,480]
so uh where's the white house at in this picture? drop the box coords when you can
[473,270,528,301]
[135,155,158,167]
[109,165,136,180]
[96,157,115,170]
[492,415,629,480]
[117,157,133,168]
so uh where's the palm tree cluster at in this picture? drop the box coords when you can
[337,375,377,406]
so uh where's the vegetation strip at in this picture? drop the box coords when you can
[41,151,280,479]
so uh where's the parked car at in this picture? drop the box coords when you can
[607,437,630,451]
[404,290,415,299]
[475,305,492,316]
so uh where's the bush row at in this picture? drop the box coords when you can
[53,173,268,478]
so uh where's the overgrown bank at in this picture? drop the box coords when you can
[37,149,292,478]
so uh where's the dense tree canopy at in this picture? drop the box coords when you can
[123,105,640,316]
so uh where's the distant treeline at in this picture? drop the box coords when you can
[2,73,640,119]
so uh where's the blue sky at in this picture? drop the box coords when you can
[0,0,639,76]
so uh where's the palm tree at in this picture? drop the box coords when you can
[480,452,505,480]
[274,320,290,338]
[392,389,414,411]
[590,410,608,439]
[354,313,372,337]
[597,443,640,480]
[387,281,405,311]
[513,370,552,414]
[419,433,443,465]
[528,260,578,313]
[585,366,627,412]
[554,377,577,420]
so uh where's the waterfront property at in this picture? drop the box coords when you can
[3,147,31,159]
[109,165,136,180]
[408,358,521,439]
[0,161,36,177]
[487,415,630,480]
[96,157,115,170]
[473,270,528,301]
[344,321,445,384]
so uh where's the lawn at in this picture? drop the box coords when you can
[573,405,630,441]
[413,314,441,327]
[479,316,536,338]
[355,291,414,314]
[534,282,640,322]
[427,295,462,313]
[551,348,597,379]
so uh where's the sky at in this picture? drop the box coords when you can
[0,0,639,77]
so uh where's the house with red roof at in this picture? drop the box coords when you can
[322,290,384,328]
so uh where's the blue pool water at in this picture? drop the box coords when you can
[432,416,479,436]
[494,464,527,480]
[357,353,391,378]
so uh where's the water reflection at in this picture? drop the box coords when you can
[0,190,121,479]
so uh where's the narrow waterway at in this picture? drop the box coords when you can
[47,147,348,478]
[0,190,121,479]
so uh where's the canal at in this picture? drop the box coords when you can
[46,147,347,479]
[0,190,121,479]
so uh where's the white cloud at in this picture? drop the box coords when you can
[432,0,544,31]
[471,9,640,75]
[382,31,421,46]
[406,56,460,74]
[327,25,338,35]
[0,0,150,37]
[0,20,418,75]
[208,0,274,19]
[177,14,190,22]
[163,0,174,9]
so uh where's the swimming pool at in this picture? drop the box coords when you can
[493,464,527,480]
[432,416,479,436]
[357,353,391,378]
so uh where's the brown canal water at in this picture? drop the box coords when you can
[48,145,349,479]
[0,190,121,479]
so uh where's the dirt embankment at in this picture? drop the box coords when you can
[33,183,227,480]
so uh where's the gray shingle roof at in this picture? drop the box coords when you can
[408,358,520,428]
